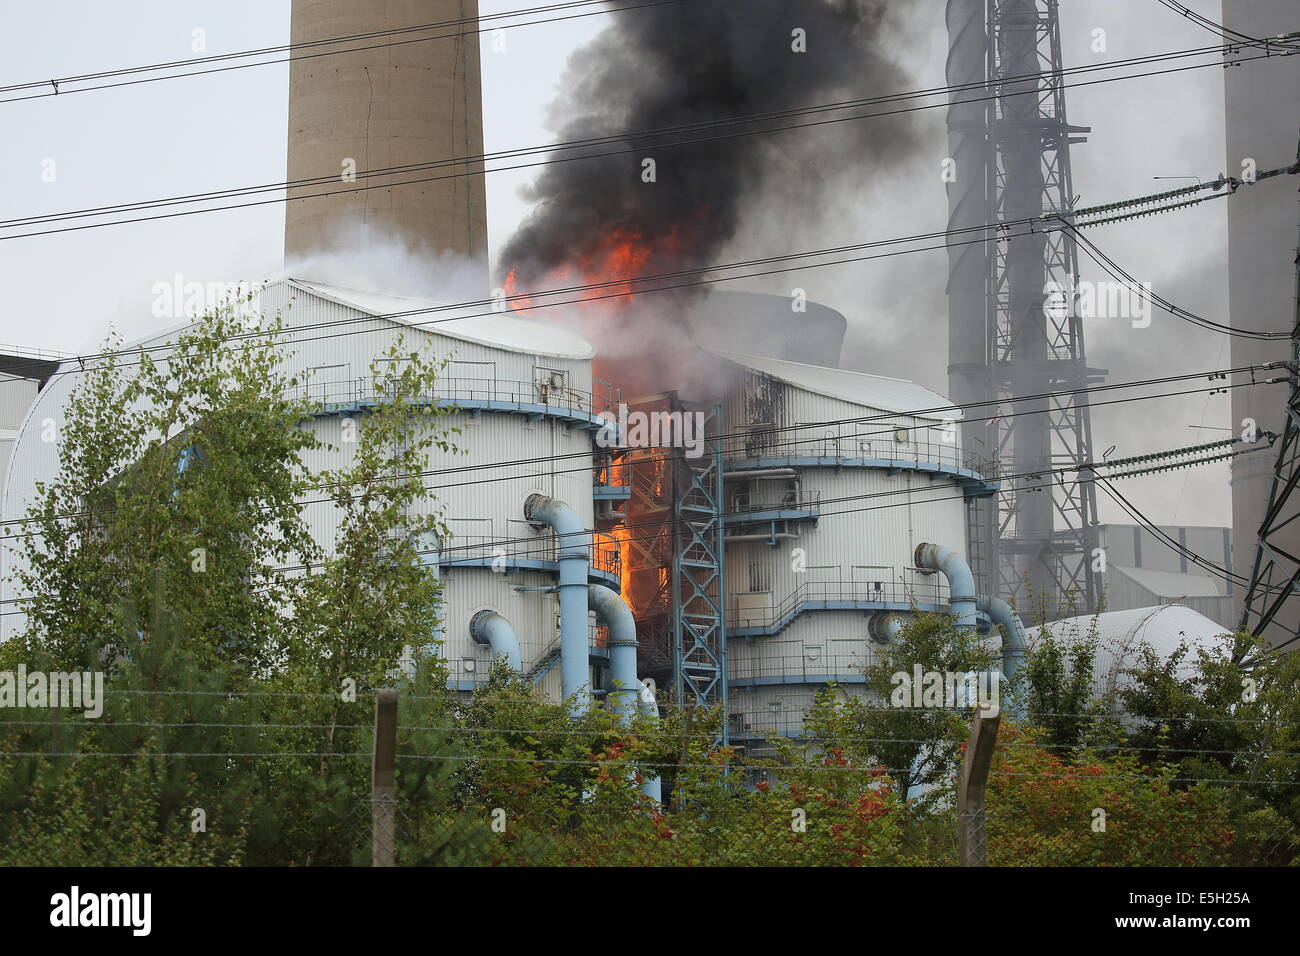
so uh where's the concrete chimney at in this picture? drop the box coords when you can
[1224,0,1300,644]
[284,0,488,268]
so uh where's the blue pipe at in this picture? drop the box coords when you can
[469,610,522,672]
[977,593,1027,718]
[586,583,660,804]
[587,584,638,723]
[976,594,1027,684]
[914,542,978,631]
[416,531,445,658]
[636,679,663,804]
[526,494,591,713]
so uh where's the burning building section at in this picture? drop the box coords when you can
[492,0,998,739]
[1,0,1020,751]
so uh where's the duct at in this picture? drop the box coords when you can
[416,531,445,658]
[723,468,798,480]
[588,585,661,806]
[587,584,639,724]
[867,611,909,645]
[636,679,663,804]
[944,0,993,458]
[914,542,977,631]
[725,533,798,544]
[526,494,591,712]
[469,610,522,672]
[976,594,1027,686]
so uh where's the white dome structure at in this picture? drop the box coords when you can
[1024,604,1235,703]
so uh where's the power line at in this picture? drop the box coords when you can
[3,140,1290,392]
[0,0,682,103]
[2,44,1284,244]
[1152,0,1299,48]
[0,362,1269,542]
[1068,216,1296,342]
[0,195,1275,394]
[0,396,1267,619]
[2,38,1249,229]
[0,225,1054,385]
[1095,476,1250,592]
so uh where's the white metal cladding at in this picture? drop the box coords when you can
[0,376,37,432]
[0,318,207,641]
[272,279,600,694]
[720,371,967,468]
[1,280,604,702]
[728,611,874,682]
[716,355,972,733]
[728,682,875,741]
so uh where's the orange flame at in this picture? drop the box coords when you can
[502,225,687,317]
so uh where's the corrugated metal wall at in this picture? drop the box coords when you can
[721,370,970,737]
[2,281,599,693]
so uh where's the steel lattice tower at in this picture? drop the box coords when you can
[1238,214,1300,649]
[946,0,1100,619]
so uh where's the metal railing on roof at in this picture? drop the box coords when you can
[724,424,995,477]
[288,375,617,419]
[441,531,622,578]
[729,578,949,631]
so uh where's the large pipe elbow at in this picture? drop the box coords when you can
[976,594,1027,685]
[525,493,589,556]
[914,542,978,631]
[588,584,638,723]
[469,610,522,672]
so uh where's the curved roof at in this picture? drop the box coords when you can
[708,350,961,421]
[288,278,595,360]
[684,290,847,367]
[1024,604,1234,699]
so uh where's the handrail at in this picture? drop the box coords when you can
[288,375,617,417]
[730,577,949,630]
[724,424,997,478]
[440,531,622,577]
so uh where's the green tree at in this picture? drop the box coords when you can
[1017,617,1122,753]
[796,611,998,805]
[1117,634,1300,864]
[7,303,320,676]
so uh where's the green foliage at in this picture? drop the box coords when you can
[9,305,320,676]
[986,725,1235,866]
[805,611,997,803]
[292,340,461,693]
[1018,619,1122,753]
[4,301,1295,866]
[1116,632,1300,864]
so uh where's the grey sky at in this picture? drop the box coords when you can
[0,1,1268,529]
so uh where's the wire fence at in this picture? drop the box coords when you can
[0,684,1294,867]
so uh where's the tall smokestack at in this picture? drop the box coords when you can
[944,0,993,592]
[1224,0,1300,645]
[284,0,488,268]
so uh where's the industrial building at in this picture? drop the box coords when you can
[0,0,1278,752]
[0,275,1022,746]
[1094,523,1237,631]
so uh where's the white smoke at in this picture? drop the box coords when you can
[282,221,491,305]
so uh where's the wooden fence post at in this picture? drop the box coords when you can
[957,702,1000,866]
[372,688,398,867]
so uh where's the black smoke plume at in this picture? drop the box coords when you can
[501,0,919,298]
